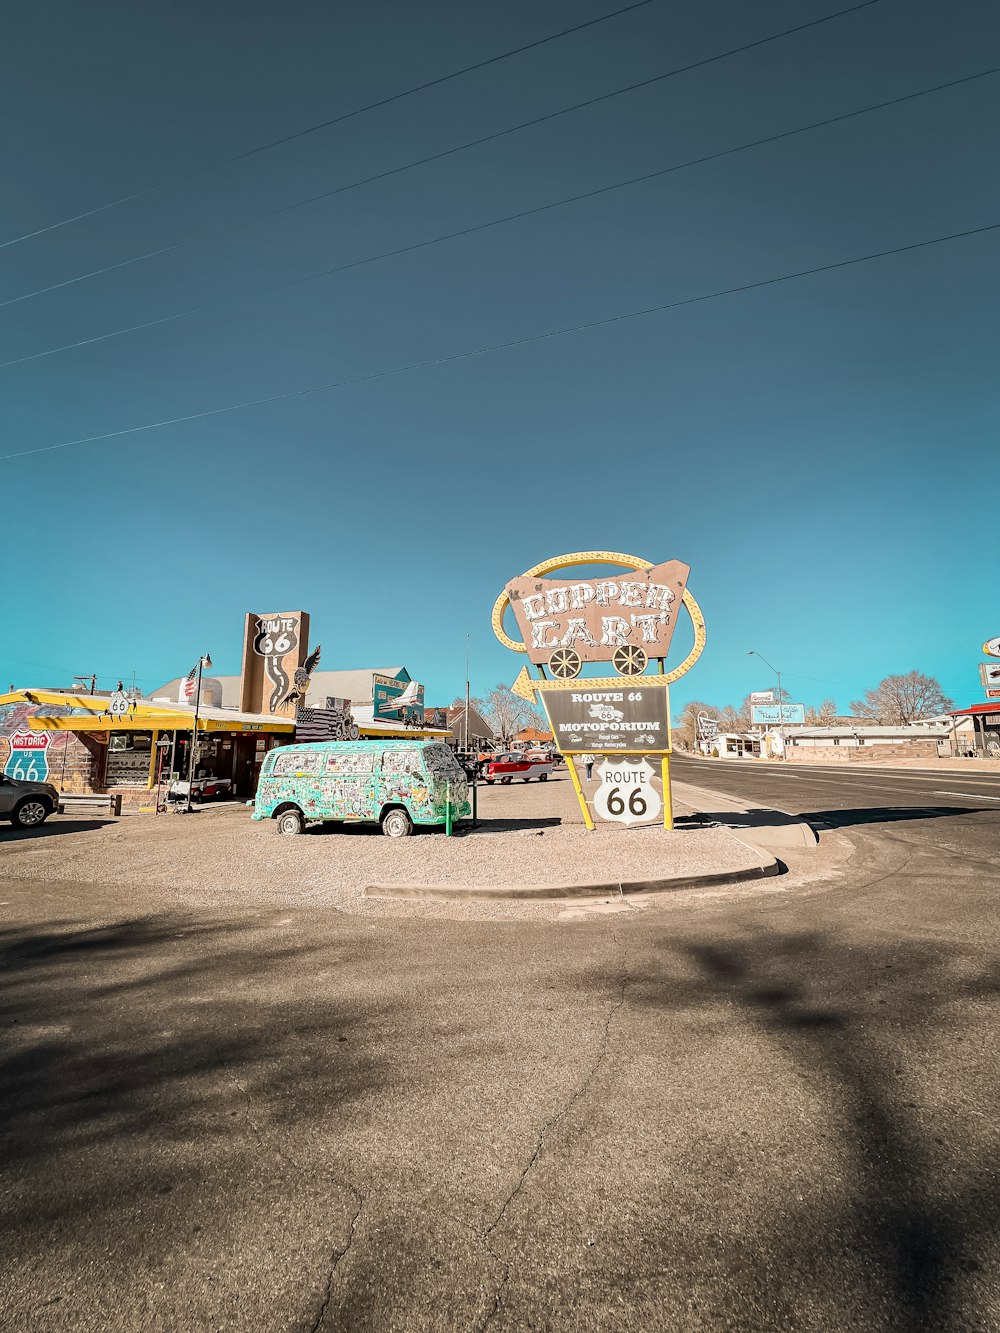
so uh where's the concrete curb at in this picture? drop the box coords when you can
[672,779,818,854]
[364,854,780,901]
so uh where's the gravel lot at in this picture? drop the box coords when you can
[0,772,770,918]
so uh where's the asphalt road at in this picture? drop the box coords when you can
[2,760,998,1331]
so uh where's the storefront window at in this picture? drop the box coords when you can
[105,731,153,786]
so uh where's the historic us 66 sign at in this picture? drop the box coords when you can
[594,758,661,826]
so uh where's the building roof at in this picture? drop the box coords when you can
[786,725,948,738]
[305,668,408,706]
[148,667,409,710]
[949,703,1000,717]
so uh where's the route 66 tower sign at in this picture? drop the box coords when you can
[492,550,706,831]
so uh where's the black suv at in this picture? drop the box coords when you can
[0,773,62,828]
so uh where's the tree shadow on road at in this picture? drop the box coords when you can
[622,929,1000,1330]
[679,804,991,833]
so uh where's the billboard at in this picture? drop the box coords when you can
[979,662,1000,690]
[373,672,424,724]
[751,703,805,725]
[540,686,671,754]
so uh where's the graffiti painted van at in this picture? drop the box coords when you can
[252,740,471,837]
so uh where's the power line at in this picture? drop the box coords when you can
[7,65,990,372]
[0,0,659,253]
[3,218,996,463]
[1,0,884,308]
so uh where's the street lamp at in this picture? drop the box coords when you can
[747,650,783,758]
[184,653,212,813]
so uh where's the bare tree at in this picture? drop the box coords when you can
[805,697,839,726]
[674,701,720,749]
[481,684,535,745]
[849,672,954,725]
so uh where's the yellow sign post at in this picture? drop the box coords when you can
[492,551,705,831]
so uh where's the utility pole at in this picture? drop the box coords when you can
[464,634,470,752]
[747,650,784,758]
[184,653,212,813]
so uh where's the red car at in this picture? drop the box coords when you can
[481,751,554,784]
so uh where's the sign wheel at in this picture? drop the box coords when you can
[613,645,647,676]
[549,648,582,680]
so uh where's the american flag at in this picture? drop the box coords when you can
[295,706,343,741]
[183,664,198,699]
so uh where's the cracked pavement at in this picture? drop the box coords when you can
[1,760,999,1330]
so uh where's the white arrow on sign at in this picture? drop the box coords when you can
[593,758,662,826]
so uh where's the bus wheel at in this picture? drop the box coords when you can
[381,808,413,838]
[276,808,304,835]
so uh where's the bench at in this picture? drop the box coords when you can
[59,793,123,817]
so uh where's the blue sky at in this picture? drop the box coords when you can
[2,0,998,714]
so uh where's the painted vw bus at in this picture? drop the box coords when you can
[252,740,470,837]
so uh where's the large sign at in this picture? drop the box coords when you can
[593,758,661,826]
[983,637,1000,659]
[979,663,1000,690]
[751,703,806,725]
[6,730,50,782]
[493,551,705,833]
[540,686,671,754]
[505,560,690,678]
[697,713,719,740]
[239,610,310,715]
[373,673,424,724]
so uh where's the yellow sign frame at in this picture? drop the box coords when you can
[492,551,706,831]
[492,550,706,691]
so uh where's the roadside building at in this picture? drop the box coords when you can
[422,703,496,752]
[513,726,554,750]
[947,704,1000,757]
[5,610,450,807]
[782,722,957,762]
[702,733,762,759]
[0,689,294,807]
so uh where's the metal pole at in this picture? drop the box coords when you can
[661,753,673,830]
[565,754,595,831]
[185,658,204,813]
[464,637,470,753]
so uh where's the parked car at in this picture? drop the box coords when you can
[252,739,471,836]
[167,775,234,803]
[0,772,63,828]
[481,751,555,784]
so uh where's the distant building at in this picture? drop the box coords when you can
[783,722,956,762]
[513,726,553,749]
[423,703,496,751]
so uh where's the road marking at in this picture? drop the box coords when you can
[676,764,1000,805]
[707,765,1000,788]
[680,763,1000,792]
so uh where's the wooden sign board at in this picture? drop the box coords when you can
[505,560,690,667]
[239,610,310,715]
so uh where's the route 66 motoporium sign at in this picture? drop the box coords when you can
[594,758,661,826]
[540,686,671,754]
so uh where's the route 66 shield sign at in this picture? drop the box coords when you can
[593,758,661,826]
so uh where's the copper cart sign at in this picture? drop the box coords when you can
[492,550,705,832]
[505,559,690,680]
